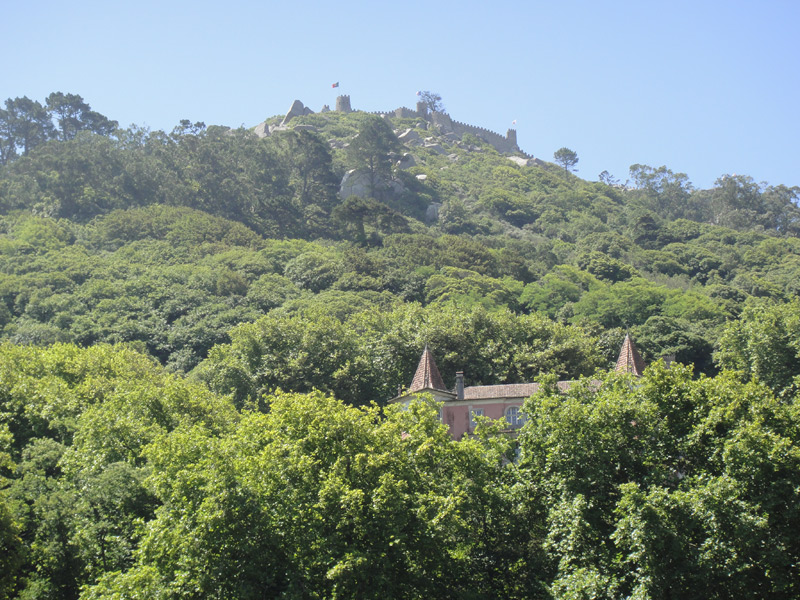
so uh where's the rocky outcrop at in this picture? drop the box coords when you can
[340,169,371,200]
[281,100,314,126]
[253,122,270,138]
[397,129,422,145]
[425,202,441,223]
[340,169,407,201]
[507,156,534,167]
[396,153,417,170]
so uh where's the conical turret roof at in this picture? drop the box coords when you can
[409,345,447,392]
[615,333,646,376]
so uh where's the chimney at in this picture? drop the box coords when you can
[455,371,464,401]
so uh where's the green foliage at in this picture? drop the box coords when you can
[1,92,800,598]
[520,363,800,597]
[345,115,401,197]
[553,147,579,174]
[193,303,604,408]
[418,90,445,113]
[87,392,542,599]
[0,343,236,598]
[716,298,800,396]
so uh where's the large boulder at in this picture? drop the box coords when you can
[507,156,533,167]
[281,99,313,126]
[253,121,270,138]
[340,169,373,200]
[398,128,422,145]
[340,169,406,200]
[396,153,417,170]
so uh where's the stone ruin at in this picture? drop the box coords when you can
[254,95,526,157]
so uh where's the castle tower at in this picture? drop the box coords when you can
[409,345,447,392]
[506,128,517,147]
[336,95,352,113]
[615,334,646,377]
[416,101,428,118]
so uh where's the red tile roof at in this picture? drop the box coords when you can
[409,345,447,392]
[463,380,575,400]
[615,334,646,376]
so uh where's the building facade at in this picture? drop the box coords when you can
[393,335,646,439]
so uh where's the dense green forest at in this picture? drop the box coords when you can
[1,92,800,598]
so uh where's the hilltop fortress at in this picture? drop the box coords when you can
[255,95,526,157]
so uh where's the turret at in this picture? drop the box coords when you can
[336,95,352,113]
[506,128,517,147]
[615,334,646,377]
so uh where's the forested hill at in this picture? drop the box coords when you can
[1,92,799,390]
[2,94,800,598]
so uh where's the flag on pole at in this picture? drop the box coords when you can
[332,82,339,88]
[512,120,517,125]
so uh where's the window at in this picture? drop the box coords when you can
[469,408,484,429]
[505,406,525,428]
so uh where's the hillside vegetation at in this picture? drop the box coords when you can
[1,93,800,598]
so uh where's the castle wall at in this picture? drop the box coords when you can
[334,95,526,156]
[429,111,519,153]
[395,107,416,118]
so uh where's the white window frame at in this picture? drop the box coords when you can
[505,405,525,428]
[469,407,484,429]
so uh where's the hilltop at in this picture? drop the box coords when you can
[0,91,799,390]
[2,91,800,599]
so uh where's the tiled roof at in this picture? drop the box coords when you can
[615,334,646,376]
[409,345,447,392]
[463,380,575,400]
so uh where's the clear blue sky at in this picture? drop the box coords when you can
[2,0,798,190]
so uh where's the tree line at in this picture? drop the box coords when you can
[1,340,799,598]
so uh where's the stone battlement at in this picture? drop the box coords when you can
[346,97,523,155]
[265,95,528,156]
[428,112,518,153]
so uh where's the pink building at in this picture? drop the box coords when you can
[393,335,646,439]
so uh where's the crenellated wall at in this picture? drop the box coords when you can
[429,111,519,153]
[329,95,526,155]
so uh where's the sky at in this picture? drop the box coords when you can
[2,0,798,190]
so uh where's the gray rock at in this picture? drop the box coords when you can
[340,169,372,200]
[423,143,446,155]
[281,99,306,126]
[397,153,417,169]
[340,168,406,200]
[425,202,441,223]
[507,156,533,167]
[253,122,270,138]
[388,179,406,195]
[398,128,421,144]
[416,174,428,181]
